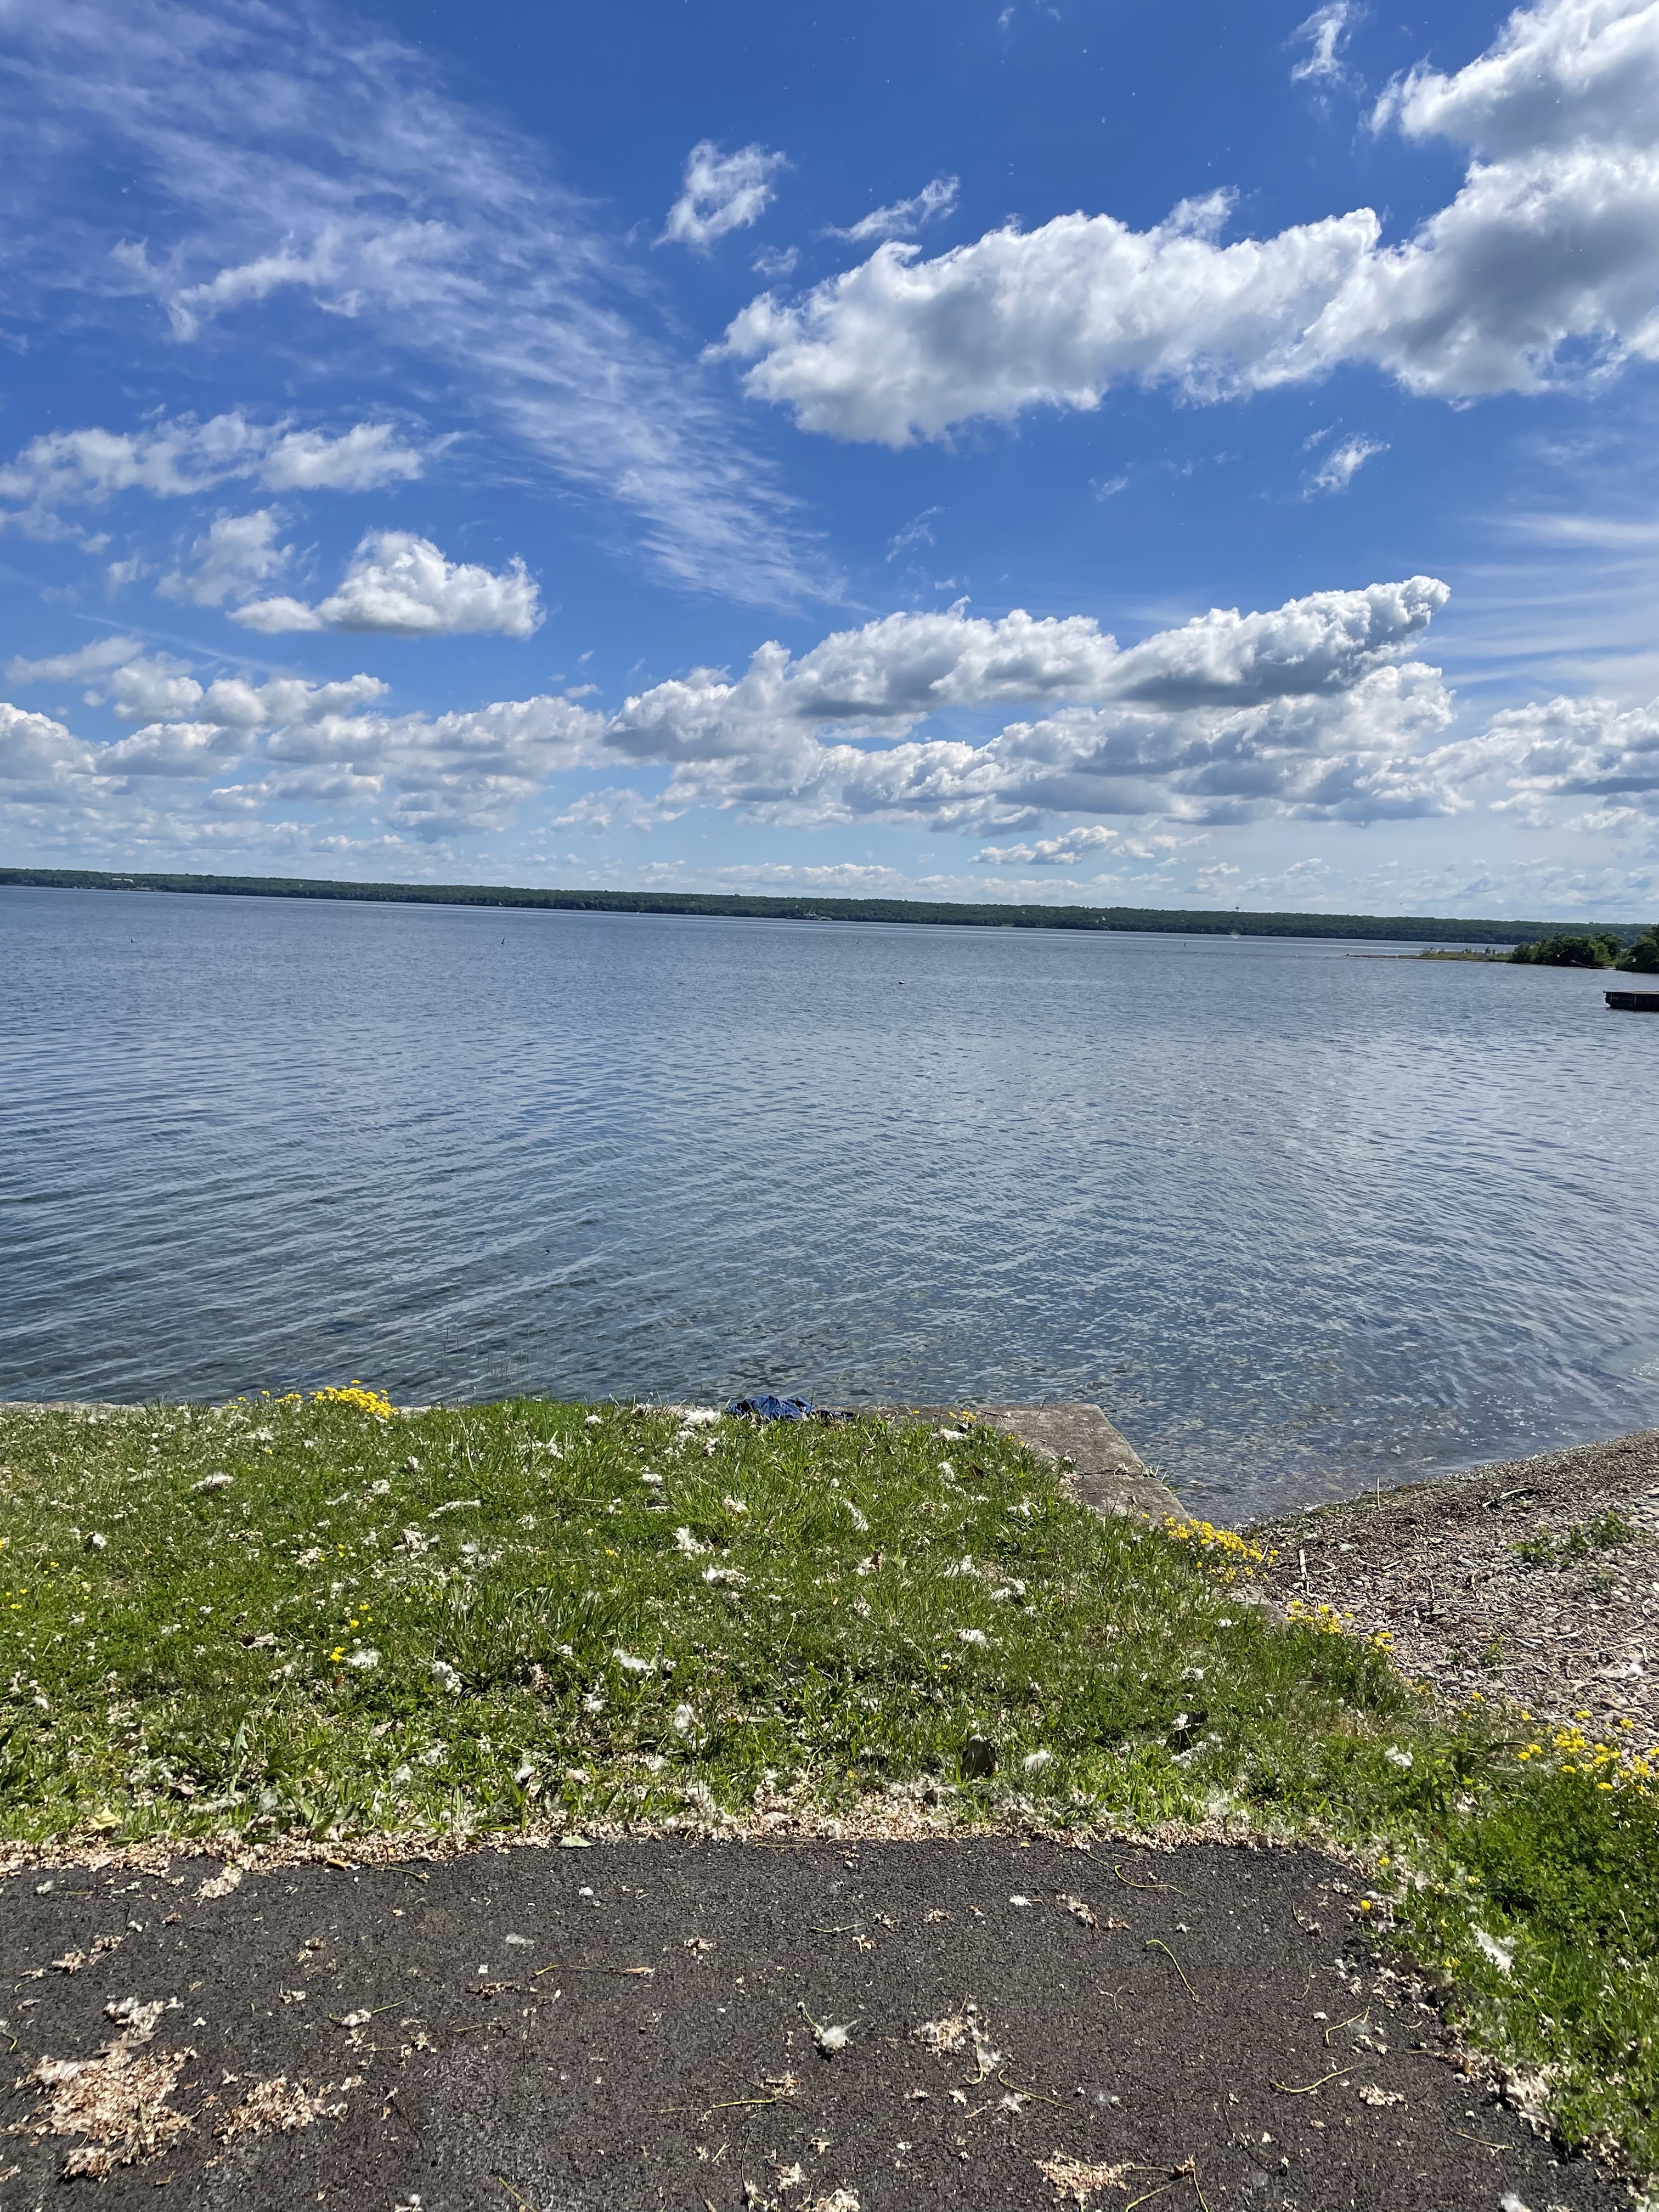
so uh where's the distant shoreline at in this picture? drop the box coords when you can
[2,865,1649,949]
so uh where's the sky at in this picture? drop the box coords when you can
[3,0,1659,919]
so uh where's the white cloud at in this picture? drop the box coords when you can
[3,3,818,604]
[1291,2,1360,87]
[550,786,684,833]
[264,693,606,837]
[603,576,1455,829]
[20,571,1659,862]
[1422,692,1659,820]
[887,507,942,560]
[0,646,600,837]
[1308,435,1386,493]
[608,577,1446,751]
[660,140,789,251]
[101,719,249,777]
[6,634,144,685]
[157,509,290,607]
[825,176,960,245]
[975,825,1174,865]
[78,667,602,833]
[724,193,1377,443]
[0,701,99,804]
[0,413,434,532]
[724,0,1659,443]
[234,532,544,639]
[752,246,799,280]
[1374,0,1659,159]
[260,423,436,493]
[101,657,387,731]
[5,577,1460,850]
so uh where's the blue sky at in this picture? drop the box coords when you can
[3,0,1658,917]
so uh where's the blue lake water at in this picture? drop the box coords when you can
[4,884,1657,1520]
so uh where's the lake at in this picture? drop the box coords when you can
[4,884,1656,1520]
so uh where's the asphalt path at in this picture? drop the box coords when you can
[0,1838,1616,2211]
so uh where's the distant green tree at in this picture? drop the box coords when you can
[1510,932,1622,968]
[1616,924,1659,974]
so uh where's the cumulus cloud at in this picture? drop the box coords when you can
[603,576,1455,830]
[1374,0,1659,157]
[101,719,250,777]
[4,576,1462,848]
[825,176,960,244]
[0,653,601,839]
[19,569,1659,858]
[234,532,544,639]
[157,509,290,607]
[1291,2,1360,86]
[1421,692,1659,821]
[0,701,99,805]
[262,693,606,837]
[661,140,789,251]
[1308,435,1386,493]
[0,413,433,532]
[723,0,1659,443]
[724,193,1377,443]
[100,657,387,731]
[30,641,600,835]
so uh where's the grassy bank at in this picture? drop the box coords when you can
[2,1393,1655,2170]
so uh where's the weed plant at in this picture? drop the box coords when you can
[1,1395,1655,2170]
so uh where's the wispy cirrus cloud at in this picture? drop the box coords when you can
[1307,435,1386,495]
[5,635,146,686]
[0,0,822,604]
[660,141,789,251]
[1290,2,1361,88]
[823,175,959,245]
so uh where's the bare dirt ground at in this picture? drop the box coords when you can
[1253,1430,1659,1756]
[0,1837,1619,2212]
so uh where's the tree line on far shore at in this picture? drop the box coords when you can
[1510,924,1659,970]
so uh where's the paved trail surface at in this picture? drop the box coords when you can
[0,1838,1615,2211]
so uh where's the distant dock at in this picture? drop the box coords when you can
[1606,987,1659,1011]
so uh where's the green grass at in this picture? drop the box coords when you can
[2,1394,1655,2174]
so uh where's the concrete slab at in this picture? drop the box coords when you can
[886,1401,1183,1524]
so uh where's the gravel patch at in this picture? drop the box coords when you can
[1253,1430,1659,1756]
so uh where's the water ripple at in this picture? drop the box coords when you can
[4,887,1657,1515]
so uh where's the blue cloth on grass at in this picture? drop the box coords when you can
[725,1393,814,1421]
